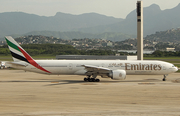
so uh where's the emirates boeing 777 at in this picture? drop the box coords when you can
[5,36,178,82]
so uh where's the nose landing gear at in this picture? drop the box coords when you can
[163,74,168,81]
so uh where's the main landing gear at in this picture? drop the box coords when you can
[163,74,168,81]
[84,75,100,82]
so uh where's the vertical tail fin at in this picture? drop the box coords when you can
[5,36,51,73]
[5,36,34,63]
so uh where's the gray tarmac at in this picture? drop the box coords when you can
[0,69,180,116]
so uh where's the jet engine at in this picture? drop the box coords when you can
[0,61,6,69]
[109,70,126,80]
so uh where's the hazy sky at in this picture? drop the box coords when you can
[0,0,180,18]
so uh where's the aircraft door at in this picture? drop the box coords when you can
[163,65,166,70]
[101,63,105,67]
[69,63,73,70]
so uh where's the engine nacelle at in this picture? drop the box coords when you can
[109,70,126,80]
[0,61,6,69]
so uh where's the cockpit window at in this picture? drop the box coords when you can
[172,65,175,67]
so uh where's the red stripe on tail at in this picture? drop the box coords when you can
[18,47,51,73]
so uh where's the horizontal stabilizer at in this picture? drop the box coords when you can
[7,62,27,67]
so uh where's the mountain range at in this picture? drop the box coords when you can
[79,3,180,35]
[0,3,180,41]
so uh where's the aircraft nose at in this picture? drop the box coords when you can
[176,67,179,72]
[174,66,179,72]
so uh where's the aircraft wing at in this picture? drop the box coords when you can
[82,65,111,73]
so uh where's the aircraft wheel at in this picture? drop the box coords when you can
[162,78,166,81]
[91,78,95,82]
[84,78,88,82]
[95,79,100,82]
[84,77,100,82]
[87,78,92,82]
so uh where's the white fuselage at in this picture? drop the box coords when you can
[12,60,178,76]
